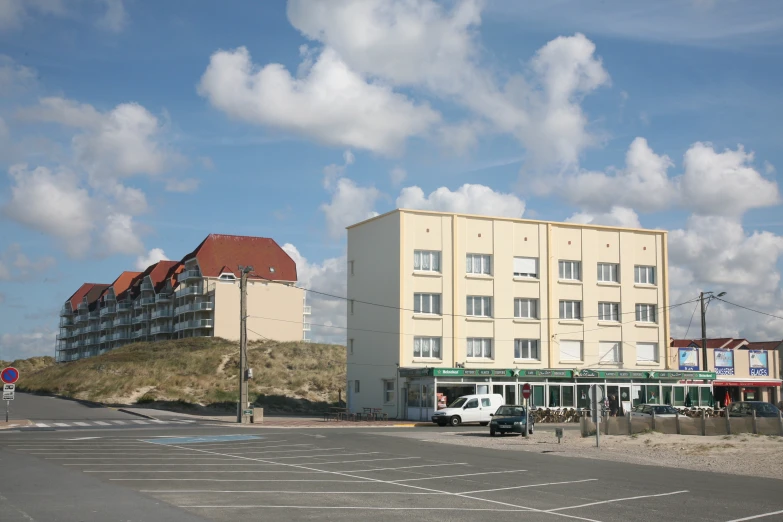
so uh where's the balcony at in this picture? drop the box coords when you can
[179,269,201,281]
[86,324,100,333]
[112,331,129,340]
[140,297,156,306]
[75,314,88,324]
[56,333,70,341]
[141,282,153,292]
[99,306,117,317]
[175,319,213,332]
[133,300,143,309]
[155,292,172,303]
[89,310,99,319]
[73,340,84,348]
[302,322,311,331]
[60,317,74,327]
[117,302,132,312]
[132,314,151,324]
[74,327,86,336]
[114,317,131,326]
[150,325,172,335]
[303,306,312,315]
[152,309,173,319]
[175,285,204,298]
[99,335,108,343]
[132,330,147,339]
[175,302,214,315]
[60,304,73,316]
[77,302,88,311]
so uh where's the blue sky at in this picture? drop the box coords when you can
[1,0,782,359]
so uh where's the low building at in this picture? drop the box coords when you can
[671,338,782,406]
[346,209,717,420]
[56,234,310,362]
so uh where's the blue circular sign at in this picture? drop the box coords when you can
[1,367,19,384]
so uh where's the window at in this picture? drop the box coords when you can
[414,293,441,315]
[466,254,491,275]
[384,380,395,403]
[465,399,478,409]
[355,380,360,393]
[514,298,538,319]
[637,342,658,363]
[558,260,581,281]
[514,339,539,360]
[349,338,354,354]
[635,304,656,323]
[634,265,655,285]
[513,257,538,278]
[481,398,491,407]
[598,302,620,322]
[559,340,583,361]
[599,341,621,364]
[466,296,492,317]
[559,300,582,320]
[414,250,441,272]
[413,337,442,359]
[597,263,618,283]
[467,338,492,358]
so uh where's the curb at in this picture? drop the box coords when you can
[0,419,32,430]
[117,408,158,420]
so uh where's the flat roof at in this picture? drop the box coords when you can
[346,208,668,235]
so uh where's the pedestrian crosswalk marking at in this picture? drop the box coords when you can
[26,419,197,429]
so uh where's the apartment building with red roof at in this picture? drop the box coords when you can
[57,234,310,362]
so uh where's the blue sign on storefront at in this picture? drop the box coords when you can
[714,349,735,376]
[749,350,769,377]
[678,347,700,371]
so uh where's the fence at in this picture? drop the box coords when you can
[580,411,783,437]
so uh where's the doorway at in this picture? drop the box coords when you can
[606,385,631,415]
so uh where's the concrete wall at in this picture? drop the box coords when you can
[213,279,303,342]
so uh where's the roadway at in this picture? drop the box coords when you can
[1,394,782,522]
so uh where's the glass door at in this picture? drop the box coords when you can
[505,384,517,405]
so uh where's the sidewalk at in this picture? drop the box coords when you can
[0,420,32,430]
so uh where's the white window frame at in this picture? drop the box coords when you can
[635,303,657,323]
[514,339,540,360]
[558,260,581,281]
[466,296,492,317]
[599,341,621,364]
[559,300,582,320]
[414,250,441,272]
[636,342,659,363]
[559,340,583,362]
[513,257,538,278]
[413,336,442,359]
[466,254,492,275]
[514,298,538,319]
[597,263,619,283]
[598,302,620,322]
[414,293,441,315]
[383,380,395,404]
[466,338,492,359]
[634,265,656,285]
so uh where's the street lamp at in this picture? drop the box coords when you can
[700,291,727,372]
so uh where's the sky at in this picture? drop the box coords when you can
[1,0,783,360]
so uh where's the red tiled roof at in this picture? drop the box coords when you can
[744,341,783,351]
[670,338,747,349]
[145,260,180,292]
[66,283,100,311]
[183,234,297,282]
[112,271,142,296]
[162,262,183,292]
[85,284,110,311]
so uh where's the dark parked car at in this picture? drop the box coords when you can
[727,401,781,418]
[489,405,533,436]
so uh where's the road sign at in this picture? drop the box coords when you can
[3,384,14,392]
[1,367,19,385]
[2,390,13,401]
[521,383,532,400]
[587,385,604,402]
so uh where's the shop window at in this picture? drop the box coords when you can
[577,385,591,409]
[673,386,685,406]
[700,387,714,407]
[662,385,673,405]
[548,386,561,407]
[562,386,575,408]
[533,385,545,408]
[384,380,395,404]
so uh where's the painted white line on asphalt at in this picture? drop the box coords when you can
[459,479,598,495]
[263,452,378,461]
[53,423,70,428]
[149,420,167,424]
[547,490,689,512]
[84,469,314,473]
[93,421,111,426]
[345,463,465,473]
[228,447,342,456]
[150,490,442,495]
[725,510,783,522]
[65,437,101,441]
[131,420,149,425]
[179,506,531,512]
[34,423,50,427]
[111,421,127,425]
[66,463,281,466]
[303,457,419,466]
[49,457,244,460]
[391,470,527,482]
[112,477,346,482]
[72,422,90,427]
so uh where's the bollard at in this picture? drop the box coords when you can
[701,408,706,436]
[752,409,757,435]
[779,411,783,437]
[651,410,656,432]
[628,411,633,435]
[604,414,609,435]
[675,412,681,435]
[725,406,731,436]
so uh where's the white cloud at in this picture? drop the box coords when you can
[389,166,407,186]
[96,0,126,33]
[764,161,776,175]
[320,178,380,238]
[135,247,168,270]
[0,0,65,31]
[106,182,148,214]
[100,213,144,256]
[0,55,36,94]
[397,183,525,218]
[3,164,94,256]
[323,149,355,189]
[165,178,200,193]
[0,243,56,281]
[0,329,56,361]
[282,243,346,345]
[198,46,440,155]
[566,206,641,228]
[680,142,780,216]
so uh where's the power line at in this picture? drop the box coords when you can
[682,300,700,339]
[715,297,783,322]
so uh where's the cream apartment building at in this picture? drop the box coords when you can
[57,234,310,362]
[346,209,716,420]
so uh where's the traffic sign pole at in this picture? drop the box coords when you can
[521,383,532,439]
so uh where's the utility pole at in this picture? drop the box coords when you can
[700,291,708,373]
[237,265,253,424]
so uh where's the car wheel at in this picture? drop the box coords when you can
[479,422,489,426]
[490,429,496,437]
[449,416,461,427]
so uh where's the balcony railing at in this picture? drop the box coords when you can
[132,314,151,324]
[140,297,156,306]
[99,306,117,317]
[152,309,173,319]
[113,317,131,326]
[60,317,74,327]
[99,335,108,343]
[175,319,213,331]
[141,282,153,292]
[86,325,100,333]
[60,304,73,316]
[155,293,172,302]
[302,322,311,331]
[303,306,312,315]
[179,269,202,281]
[112,331,129,340]
[150,325,173,334]
[78,302,88,311]
[134,300,143,309]
[89,310,99,318]
[175,285,203,297]
[117,302,132,312]
[75,314,88,324]
[74,327,86,336]
[132,330,147,339]
[175,302,214,315]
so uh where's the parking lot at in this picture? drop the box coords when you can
[3,427,783,521]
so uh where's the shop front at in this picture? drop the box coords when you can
[398,367,717,421]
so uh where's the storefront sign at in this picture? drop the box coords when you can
[649,370,716,380]
[576,369,648,379]
[514,369,573,378]
[714,349,735,376]
[462,369,510,377]
[432,368,463,377]
[714,381,781,387]
[398,368,430,377]
[749,350,769,377]
[678,347,700,371]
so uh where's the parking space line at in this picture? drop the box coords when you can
[147,490,442,495]
[179,506,531,512]
[113,479,366,482]
[53,423,70,427]
[34,423,50,427]
[72,422,90,426]
[725,510,783,521]
[93,421,111,426]
[546,490,689,512]
[84,469,322,473]
[345,463,466,473]
[111,421,127,424]
[391,470,527,482]
[263,452,378,460]
[48,457,247,460]
[131,420,149,425]
[306,457,418,465]
[458,479,598,495]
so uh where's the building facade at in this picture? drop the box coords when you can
[56,234,310,362]
[346,209,717,420]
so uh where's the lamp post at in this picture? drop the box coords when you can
[700,291,727,372]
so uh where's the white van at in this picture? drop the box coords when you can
[431,394,504,426]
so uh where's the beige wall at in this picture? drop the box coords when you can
[213,279,303,342]
[697,347,781,379]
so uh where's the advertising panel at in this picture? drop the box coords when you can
[714,349,735,376]
[678,347,700,371]
[749,350,769,377]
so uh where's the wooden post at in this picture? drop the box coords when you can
[752,409,758,435]
[701,408,706,436]
[675,412,681,435]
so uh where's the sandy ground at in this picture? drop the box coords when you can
[386,428,783,480]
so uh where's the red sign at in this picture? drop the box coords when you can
[714,381,780,387]
[1,367,19,384]
[521,383,531,400]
